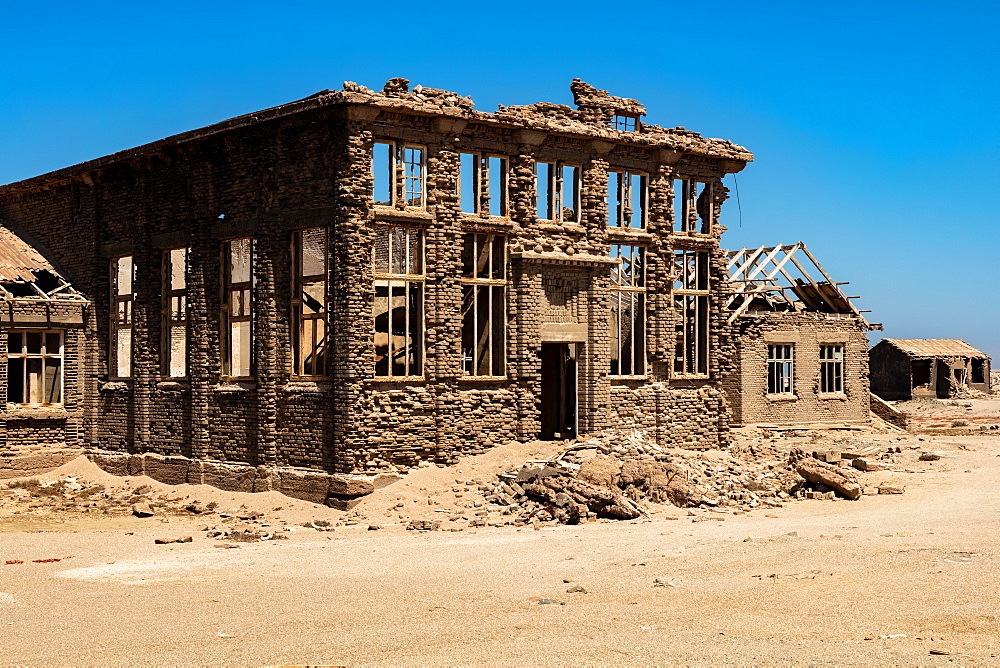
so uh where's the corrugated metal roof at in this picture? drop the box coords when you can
[884,338,989,359]
[0,226,58,283]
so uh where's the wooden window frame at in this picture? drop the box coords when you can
[110,255,134,379]
[607,169,648,229]
[7,330,64,406]
[673,179,714,235]
[373,225,425,379]
[819,344,845,394]
[460,233,508,378]
[672,249,711,378]
[535,161,581,224]
[221,238,254,379]
[162,247,188,378]
[609,244,646,378]
[459,153,509,218]
[291,227,329,378]
[372,140,426,210]
[767,344,795,395]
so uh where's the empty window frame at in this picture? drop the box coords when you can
[673,250,710,377]
[819,344,844,394]
[535,161,580,223]
[460,153,509,217]
[611,113,638,132]
[222,238,253,378]
[607,170,647,229]
[7,330,63,405]
[292,227,328,377]
[767,344,795,395]
[672,179,714,234]
[610,244,646,376]
[374,226,424,378]
[110,256,133,378]
[460,234,507,377]
[372,141,426,208]
[162,248,188,378]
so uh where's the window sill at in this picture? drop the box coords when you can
[373,206,431,222]
[672,374,710,381]
[458,376,508,383]
[609,375,648,381]
[3,405,72,420]
[372,376,425,383]
[537,222,584,233]
[214,381,257,393]
[766,393,798,402]
[284,381,333,393]
[156,381,190,392]
[100,380,131,391]
[818,392,848,401]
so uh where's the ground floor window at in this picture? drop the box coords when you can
[819,344,844,393]
[767,344,794,394]
[374,225,424,377]
[8,330,63,405]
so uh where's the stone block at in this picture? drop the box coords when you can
[143,454,190,486]
[86,451,130,477]
[277,469,330,504]
[202,461,256,493]
[127,454,145,476]
[253,466,280,493]
[328,475,374,497]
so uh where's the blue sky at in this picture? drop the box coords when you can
[2,1,998,357]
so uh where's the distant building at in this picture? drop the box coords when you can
[870,339,991,400]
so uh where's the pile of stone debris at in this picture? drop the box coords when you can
[479,431,895,525]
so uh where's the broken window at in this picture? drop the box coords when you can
[819,345,844,393]
[110,256,133,378]
[7,330,63,405]
[535,161,580,223]
[372,141,425,208]
[162,248,188,378]
[461,234,507,377]
[767,344,794,394]
[673,180,713,234]
[611,113,638,132]
[610,244,646,376]
[374,226,424,378]
[673,250,710,377]
[606,170,647,229]
[292,227,328,377]
[460,153,508,217]
[222,238,253,378]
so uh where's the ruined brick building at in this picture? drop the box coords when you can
[870,339,991,400]
[0,78,752,475]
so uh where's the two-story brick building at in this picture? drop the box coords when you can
[0,78,752,475]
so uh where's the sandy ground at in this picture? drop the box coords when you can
[2,403,1000,664]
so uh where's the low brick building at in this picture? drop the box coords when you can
[870,339,991,400]
[722,243,877,427]
[0,78,752,476]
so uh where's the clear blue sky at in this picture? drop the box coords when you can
[2,1,998,358]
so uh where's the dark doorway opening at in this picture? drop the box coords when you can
[540,342,577,440]
[911,360,930,391]
[935,361,951,399]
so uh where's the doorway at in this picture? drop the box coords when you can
[540,342,578,440]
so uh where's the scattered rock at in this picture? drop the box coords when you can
[537,598,564,605]
[878,484,905,495]
[566,585,587,593]
[919,452,941,461]
[131,503,154,518]
[792,454,862,500]
[407,519,440,531]
[154,536,193,545]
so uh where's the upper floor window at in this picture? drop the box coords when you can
[673,179,714,234]
[292,228,328,377]
[609,244,646,377]
[673,249,710,377]
[535,161,580,223]
[8,330,63,405]
[372,141,426,208]
[222,238,253,378]
[110,256,133,378]
[611,113,638,132]
[461,234,507,377]
[162,248,188,378]
[819,344,844,394]
[607,170,647,229]
[460,153,508,217]
[374,226,424,378]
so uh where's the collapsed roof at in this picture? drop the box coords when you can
[880,339,989,359]
[0,224,85,301]
[725,242,877,329]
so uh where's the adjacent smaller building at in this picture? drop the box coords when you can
[870,339,991,400]
[722,243,878,427]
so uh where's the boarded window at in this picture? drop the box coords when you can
[673,250,710,377]
[767,344,794,394]
[536,161,580,223]
[374,226,424,378]
[371,141,425,208]
[819,345,844,393]
[607,170,647,229]
[162,248,188,377]
[461,234,507,376]
[610,244,646,376]
[111,256,133,378]
[8,330,63,405]
[223,238,253,377]
[293,227,328,376]
[459,153,508,217]
[673,180,714,234]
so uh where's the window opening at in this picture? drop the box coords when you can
[611,113,638,132]
[461,234,507,377]
[374,226,424,377]
[673,180,714,234]
[535,161,580,223]
[7,330,63,405]
[222,238,253,377]
[162,248,188,378]
[767,344,794,394]
[371,141,425,208]
[819,344,844,393]
[972,359,986,384]
[460,153,509,217]
[673,250,710,377]
[610,244,646,376]
[111,256,133,378]
[293,228,328,376]
[607,170,647,229]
